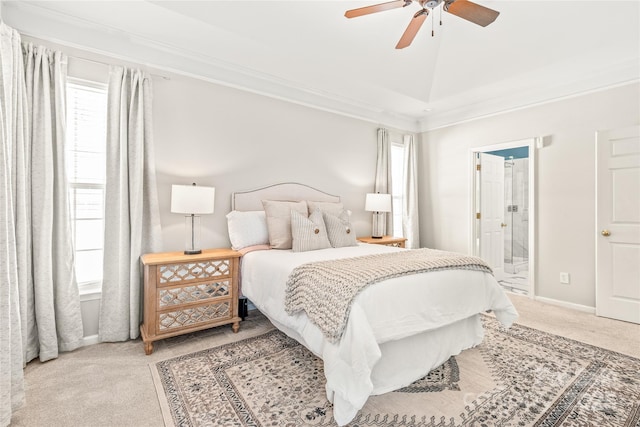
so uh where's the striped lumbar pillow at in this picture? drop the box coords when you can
[291,208,331,252]
[323,210,357,248]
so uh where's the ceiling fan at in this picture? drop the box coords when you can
[345,0,500,49]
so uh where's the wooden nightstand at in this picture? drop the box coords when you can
[358,235,407,248]
[140,248,242,355]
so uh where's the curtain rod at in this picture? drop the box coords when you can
[71,55,170,80]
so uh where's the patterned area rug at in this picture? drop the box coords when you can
[150,316,640,426]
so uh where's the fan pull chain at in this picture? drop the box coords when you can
[432,11,434,36]
[440,5,443,26]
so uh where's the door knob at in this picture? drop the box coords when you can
[601,229,611,237]
[501,223,507,228]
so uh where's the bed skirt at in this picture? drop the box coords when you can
[262,311,484,425]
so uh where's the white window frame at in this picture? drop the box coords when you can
[66,77,108,296]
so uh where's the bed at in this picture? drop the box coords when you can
[228,182,518,426]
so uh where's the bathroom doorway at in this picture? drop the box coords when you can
[470,138,537,297]
[488,148,529,294]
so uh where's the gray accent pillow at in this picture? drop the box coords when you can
[306,200,345,216]
[291,208,331,252]
[323,210,357,248]
[262,200,308,249]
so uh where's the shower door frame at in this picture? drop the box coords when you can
[469,137,539,298]
[504,157,528,271]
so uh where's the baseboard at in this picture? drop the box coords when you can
[534,296,596,314]
[82,334,100,347]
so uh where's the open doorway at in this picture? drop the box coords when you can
[470,138,538,297]
[488,148,529,293]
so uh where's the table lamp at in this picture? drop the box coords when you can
[365,193,391,239]
[171,183,215,254]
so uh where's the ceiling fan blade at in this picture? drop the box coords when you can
[444,0,499,27]
[395,10,428,49]
[345,0,408,19]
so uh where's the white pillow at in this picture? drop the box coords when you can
[291,209,331,253]
[262,200,308,249]
[323,210,357,248]
[226,210,269,250]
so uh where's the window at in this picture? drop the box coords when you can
[390,142,404,237]
[65,79,108,292]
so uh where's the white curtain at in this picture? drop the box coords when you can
[23,42,84,362]
[402,134,420,248]
[374,127,393,235]
[1,28,85,426]
[99,66,162,342]
[0,23,27,427]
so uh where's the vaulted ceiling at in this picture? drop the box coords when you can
[4,0,639,131]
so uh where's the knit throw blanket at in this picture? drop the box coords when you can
[284,248,493,344]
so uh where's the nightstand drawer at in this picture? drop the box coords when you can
[157,300,231,333]
[158,279,231,308]
[157,258,231,286]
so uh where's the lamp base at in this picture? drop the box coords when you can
[371,212,386,240]
[184,214,202,256]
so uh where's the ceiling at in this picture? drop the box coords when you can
[3,0,639,132]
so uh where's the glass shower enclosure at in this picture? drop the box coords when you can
[503,157,529,274]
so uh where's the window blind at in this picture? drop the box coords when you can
[65,79,108,289]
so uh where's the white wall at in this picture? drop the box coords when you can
[152,74,387,252]
[26,36,389,251]
[26,34,639,333]
[25,36,406,339]
[419,82,640,308]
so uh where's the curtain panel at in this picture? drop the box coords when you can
[99,66,162,342]
[23,42,84,362]
[1,28,85,427]
[0,23,27,427]
[374,128,393,235]
[402,134,420,248]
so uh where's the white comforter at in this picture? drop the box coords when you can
[240,244,518,425]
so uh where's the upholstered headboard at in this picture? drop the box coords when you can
[231,182,340,211]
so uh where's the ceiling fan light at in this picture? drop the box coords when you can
[347,0,499,48]
[424,0,443,8]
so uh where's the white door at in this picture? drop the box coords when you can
[596,125,640,324]
[479,153,505,279]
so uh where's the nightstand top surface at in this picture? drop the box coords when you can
[357,236,406,244]
[141,248,240,265]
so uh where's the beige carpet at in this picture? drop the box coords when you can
[151,315,640,427]
[10,296,640,427]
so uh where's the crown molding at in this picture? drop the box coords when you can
[418,58,640,132]
[3,1,422,132]
[4,1,637,135]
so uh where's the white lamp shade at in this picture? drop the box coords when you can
[365,193,391,212]
[171,185,215,214]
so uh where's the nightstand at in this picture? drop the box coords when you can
[139,248,242,355]
[357,235,407,248]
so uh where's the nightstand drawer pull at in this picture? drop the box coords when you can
[159,259,230,283]
[158,301,231,332]
[159,280,230,307]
